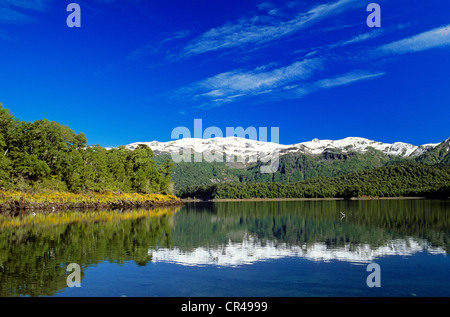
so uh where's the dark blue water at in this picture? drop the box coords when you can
[56,252,449,297]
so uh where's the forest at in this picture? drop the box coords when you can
[0,103,173,194]
[158,137,450,193]
[178,162,450,200]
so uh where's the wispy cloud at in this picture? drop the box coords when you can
[161,30,191,43]
[1,0,48,12]
[329,29,384,49]
[0,30,14,41]
[168,9,450,111]
[179,0,361,58]
[171,63,386,109]
[315,70,386,89]
[376,24,450,56]
[0,0,50,24]
[170,59,385,109]
[127,44,158,61]
[0,6,33,24]
[171,58,324,108]
[281,70,386,99]
[127,31,191,61]
[317,21,416,53]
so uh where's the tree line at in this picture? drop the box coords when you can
[0,103,173,193]
[178,162,450,199]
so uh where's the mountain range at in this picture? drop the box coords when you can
[126,137,450,191]
[126,136,444,160]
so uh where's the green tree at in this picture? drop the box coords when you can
[129,144,162,193]
[0,103,175,194]
[80,145,113,191]
[159,159,175,194]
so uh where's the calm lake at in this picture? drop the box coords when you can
[0,199,449,297]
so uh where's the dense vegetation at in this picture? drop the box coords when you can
[415,139,450,165]
[158,138,449,194]
[0,103,173,194]
[178,162,450,199]
[155,148,394,192]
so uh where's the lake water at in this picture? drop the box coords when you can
[0,199,449,297]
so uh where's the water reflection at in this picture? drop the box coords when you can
[0,199,448,296]
[156,200,449,267]
[151,236,445,267]
[0,207,180,296]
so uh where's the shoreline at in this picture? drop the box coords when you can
[1,193,447,213]
[182,196,437,202]
[0,200,184,214]
[0,199,185,214]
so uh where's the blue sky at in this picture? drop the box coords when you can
[0,0,449,147]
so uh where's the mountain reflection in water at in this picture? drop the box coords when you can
[151,236,446,267]
[150,200,448,267]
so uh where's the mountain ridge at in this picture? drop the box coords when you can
[126,136,446,161]
[132,136,450,192]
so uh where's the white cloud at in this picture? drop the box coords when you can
[0,0,50,24]
[127,31,191,62]
[172,58,323,107]
[161,30,191,43]
[180,0,361,57]
[127,44,157,61]
[282,70,386,100]
[201,59,321,92]
[329,29,384,49]
[1,0,48,12]
[376,24,450,55]
[315,70,386,88]
[257,2,275,11]
[0,7,30,24]
[170,56,387,109]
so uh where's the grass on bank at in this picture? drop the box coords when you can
[0,189,179,205]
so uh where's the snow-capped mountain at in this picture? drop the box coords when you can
[125,136,442,160]
[288,137,440,157]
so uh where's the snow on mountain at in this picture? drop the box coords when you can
[125,136,441,160]
[294,137,440,157]
[126,137,290,163]
[411,143,441,156]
